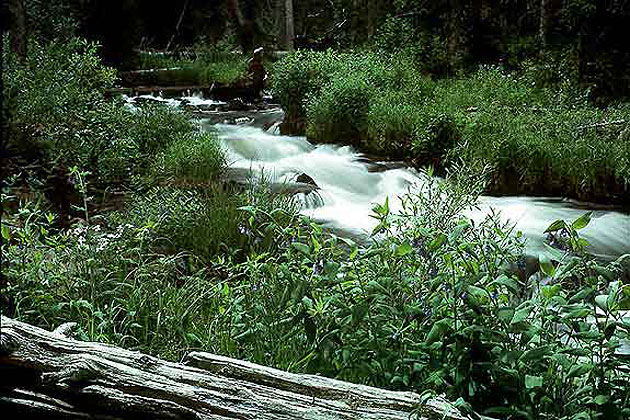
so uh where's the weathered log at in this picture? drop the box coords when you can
[0,316,478,420]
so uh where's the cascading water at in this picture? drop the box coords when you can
[209,120,630,259]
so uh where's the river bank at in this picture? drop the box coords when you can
[272,51,630,205]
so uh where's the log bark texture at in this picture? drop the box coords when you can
[0,316,478,420]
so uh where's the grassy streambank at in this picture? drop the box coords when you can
[4,37,630,420]
[272,50,630,204]
[120,47,248,87]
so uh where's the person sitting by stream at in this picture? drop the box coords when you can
[247,47,266,100]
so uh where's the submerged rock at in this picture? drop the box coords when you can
[223,167,319,196]
[296,173,318,187]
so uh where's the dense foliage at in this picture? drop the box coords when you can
[272,50,630,203]
[5,166,630,419]
[4,38,211,188]
[3,3,630,420]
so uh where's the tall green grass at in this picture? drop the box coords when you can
[136,48,247,85]
[272,51,630,203]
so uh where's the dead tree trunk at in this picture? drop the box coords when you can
[8,0,27,60]
[284,0,294,50]
[0,316,482,420]
[538,0,548,52]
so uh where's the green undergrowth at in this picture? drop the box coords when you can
[134,46,248,85]
[4,168,630,419]
[3,36,226,191]
[271,50,630,203]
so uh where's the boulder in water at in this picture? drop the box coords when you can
[296,173,318,187]
[271,182,319,196]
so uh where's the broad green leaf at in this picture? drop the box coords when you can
[525,375,543,389]
[372,197,389,216]
[544,219,565,233]
[567,363,594,378]
[520,345,552,362]
[511,305,532,324]
[186,332,202,344]
[569,287,594,303]
[594,395,610,405]
[542,284,561,299]
[538,254,555,277]
[425,319,451,345]
[292,242,311,256]
[1,224,9,240]
[311,236,321,253]
[595,295,609,311]
[563,308,591,319]
[237,205,256,215]
[491,275,520,294]
[301,296,314,310]
[395,242,413,257]
[467,285,489,299]
[428,233,447,251]
[608,281,620,311]
[497,307,515,323]
[571,212,592,230]
[543,243,565,261]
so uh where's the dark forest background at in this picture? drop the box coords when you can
[6,0,629,102]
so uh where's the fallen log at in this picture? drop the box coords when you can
[0,316,478,420]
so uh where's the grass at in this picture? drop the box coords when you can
[154,130,226,183]
[272,51,630,203]
[135,48,248,85]
[5,170,630,419]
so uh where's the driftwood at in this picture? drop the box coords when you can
[0,316,477,420]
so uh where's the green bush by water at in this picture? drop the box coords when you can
[154,131,226,183]
[3,37,225,190]
[272,50,630,202]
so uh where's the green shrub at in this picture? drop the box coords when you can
[120,186,243,260]
[273,51,630,202]
[307,74,374,146]
[412,113,460,163]
[137,45,248,85]
[154,131,226,183]
[271,50,340,124]
[4,37,116,130]
[4,36,222,189]
[366,97,422,156]
[5,166,630,418]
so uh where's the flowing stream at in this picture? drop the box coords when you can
[205,118,630,260]
[123,94,629,259]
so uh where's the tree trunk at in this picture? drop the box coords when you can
[284,0,294,50]
[166,0,190,52]
[538,0,548,52]
[0,316,483,420]
[226,0,253,52]
[8,0,27,61]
